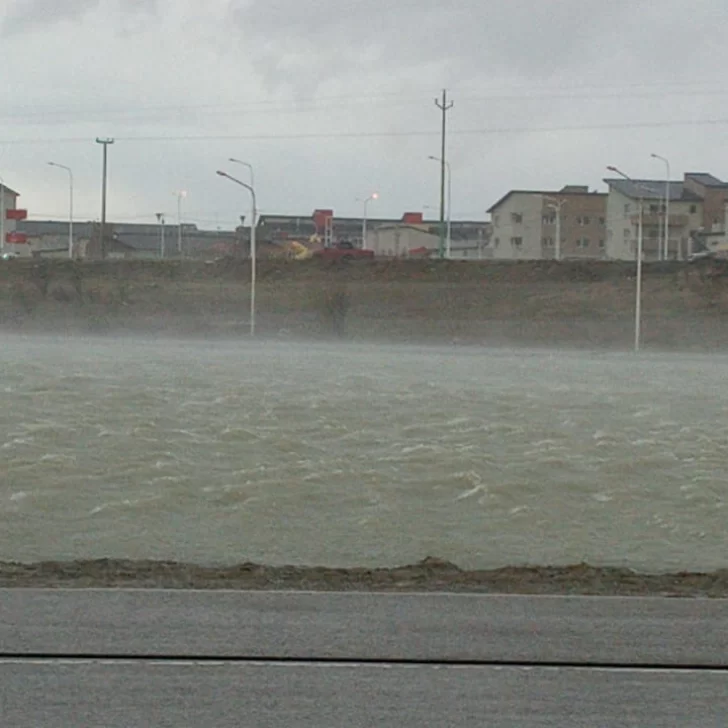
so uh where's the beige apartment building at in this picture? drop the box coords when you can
[487,186,607,260]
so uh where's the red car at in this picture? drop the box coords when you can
[312,241,374,262]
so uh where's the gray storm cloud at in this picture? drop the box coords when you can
[228,0,635,90]
[1,0,156,36]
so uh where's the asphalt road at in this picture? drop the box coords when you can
[2,590,728,726]
[2,660,727,728]
[2,589,728,665]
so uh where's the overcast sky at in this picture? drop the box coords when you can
[2,0,728,229]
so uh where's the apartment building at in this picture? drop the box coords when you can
[603,177,704,261]
[683,173,728,236]
[487,186,607,260]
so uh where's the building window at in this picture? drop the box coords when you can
[624,229,631,239]
[462,249,469,257]
[580,216,590,226]
[624,203,631,214]
[650,204,658,213]
[493,215,499,228]
[511,237,523,248]
[511,213,523,224]
[690,205,697,214]
[599,217,605,225]
[542,237,554,247]
[542,214,556,225]
[493,237,500,248]
[576,238,590,249]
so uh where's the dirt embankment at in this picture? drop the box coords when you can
[3,557,728,596]
[2,257,728,349]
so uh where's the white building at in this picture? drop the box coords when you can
[366,224,439,257]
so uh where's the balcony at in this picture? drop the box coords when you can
[629,213,689,227]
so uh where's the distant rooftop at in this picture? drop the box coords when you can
[487,186,605,213]
[603,178,703,202]
[685,172,728,188]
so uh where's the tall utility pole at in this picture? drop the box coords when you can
[96,138,114,259]
[434,89,453,259]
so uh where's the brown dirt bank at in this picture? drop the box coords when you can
[2,258,728,349]
[3,557,728,596]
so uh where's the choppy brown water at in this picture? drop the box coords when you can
[2,335,727,571]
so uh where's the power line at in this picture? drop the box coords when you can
[3,116,728,146]
[4,81,728,125]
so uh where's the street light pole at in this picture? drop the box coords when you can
[428,156,451,258]
[544,196,567,261]
[48,162,74,259]
[651,153,670,260]
[176,190,187,257]
[0,173,5,257]
[362,192,379,249]
[217,170,257,336]
[229,159,256,257]
[607,165,645,353]
[96,138,114,259]
[156,213,166,259]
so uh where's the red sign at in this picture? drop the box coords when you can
[6,209,27,221]
[5,232,28,244]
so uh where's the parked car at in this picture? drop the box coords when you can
[311,241,374,262]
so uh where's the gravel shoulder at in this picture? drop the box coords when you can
[2,557,728,596]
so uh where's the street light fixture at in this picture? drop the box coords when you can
[229,158,255,189]
[607,165,646,353]
[543,195,567,261]
[217,170,257,337]
[428,156,452,258]
[650,153,671,261]
[362,192,379,249]
[48,162,74,259]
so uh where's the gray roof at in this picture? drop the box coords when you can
[487,188,606,213]
[685,173,728,188]
[19,220,91,238]
[603,178,703,202]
